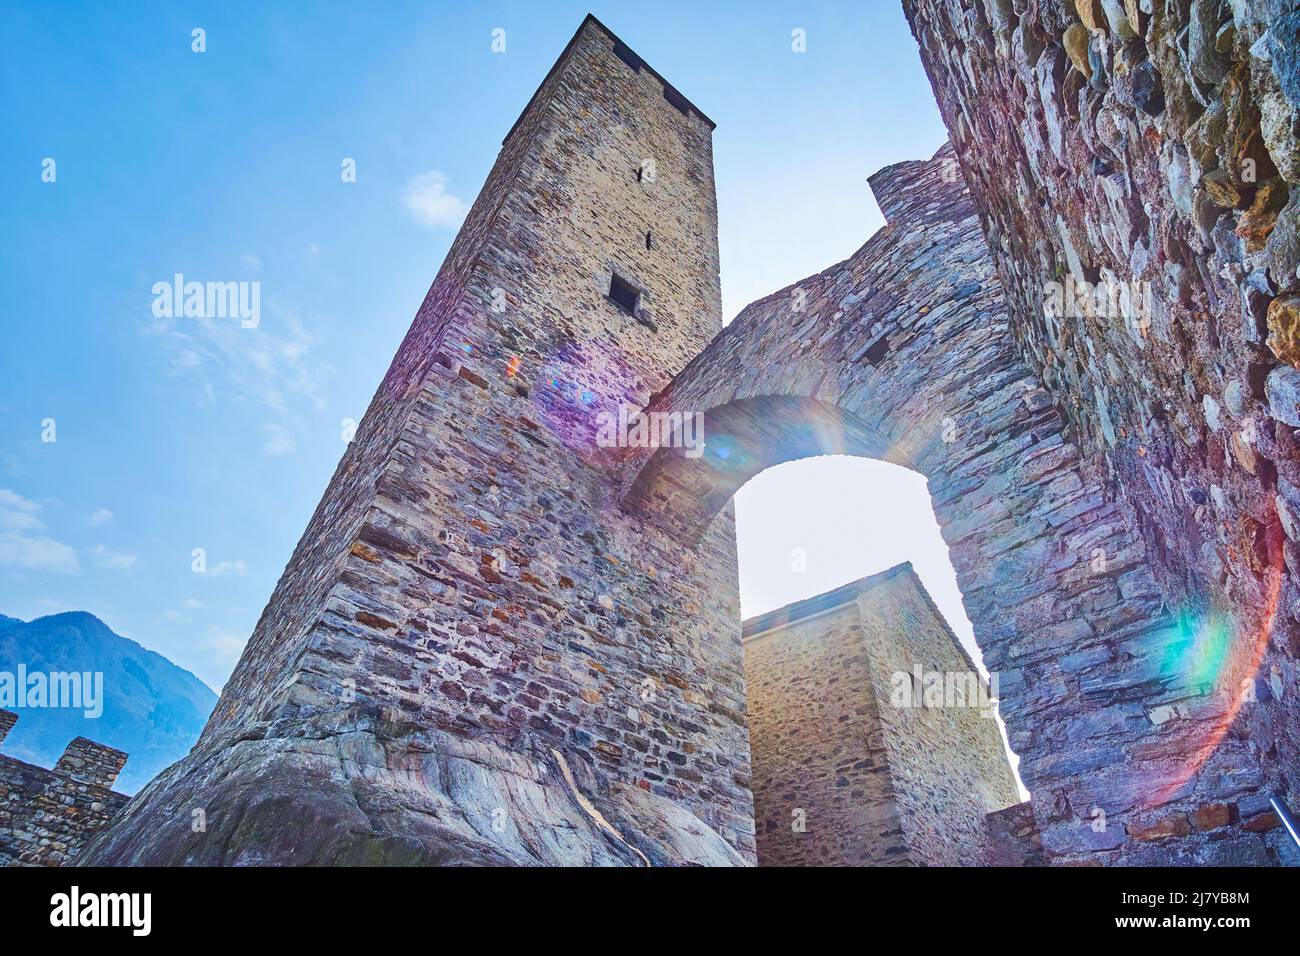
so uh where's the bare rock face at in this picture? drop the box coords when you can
[903,0,1300,865]
[78,709,745,866]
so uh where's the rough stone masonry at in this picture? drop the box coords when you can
[744,566,1021,867]
[902,0,1300,862]
[79,10,1299,866]
[0,710,129,866]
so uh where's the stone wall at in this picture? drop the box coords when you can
[623,141,1291,863]
[0,710,129,867]
[984,800,1049,865]
[903,0,1299,864]
[744,591,907,865]
[82,15,755,867]
[858,568,1022,864]
[744,565,1019,866]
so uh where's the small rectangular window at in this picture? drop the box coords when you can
[609,274,639,315]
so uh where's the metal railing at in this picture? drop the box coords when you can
[1269,793,1300,851]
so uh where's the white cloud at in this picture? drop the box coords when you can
[143,299,333,414]
[402,171,468,229]
[0,489,79,574]
[240,252,262,271]
[0,534,80,574]
[90,508,114,526]
[208,559,247,578]
[87,544,138,572]
[260,422,296,456]
[208,628,248,669]
[0,489,41,532]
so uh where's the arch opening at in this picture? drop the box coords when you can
[628,392,1033,865]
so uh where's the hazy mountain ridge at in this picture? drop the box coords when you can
[0,611,216,794]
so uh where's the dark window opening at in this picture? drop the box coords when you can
[645,230,653,250]
[864,335,891,366]
[609,274,639,315]
[613,42,641,72]
[662,85,690,117]
[636,166,644,183]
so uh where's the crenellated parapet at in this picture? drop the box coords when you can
[0,710,131,867]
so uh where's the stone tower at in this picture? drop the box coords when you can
[743,565,1021,866]
[83,15,754,866]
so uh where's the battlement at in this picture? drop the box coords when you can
[53,736,129,789]
[0,710,131,867]
[866,142,966,228]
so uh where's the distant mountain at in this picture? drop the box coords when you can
[0,611,216,794]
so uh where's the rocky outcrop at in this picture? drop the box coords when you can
[78,708,744,866]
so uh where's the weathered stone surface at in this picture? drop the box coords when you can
[983,800,1048,866]
[78,709,743,866]
[1238,178,1290,251]
[1064,23,1093,77]
[1268,294,1300,366]
[1130,813,1191,841]
[904,0,1300,865]
[1190,802,1234,829]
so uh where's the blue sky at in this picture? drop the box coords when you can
[0,1,956,693]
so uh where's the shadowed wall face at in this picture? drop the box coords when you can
[903,0,1300,863]
[744,568,1019,867]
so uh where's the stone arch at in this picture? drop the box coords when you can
[621,147,1187,863]
[624,394,909,545]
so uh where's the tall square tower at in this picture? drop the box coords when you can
[84,16,754,867]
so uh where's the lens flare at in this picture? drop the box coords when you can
[1146,559,1282,807]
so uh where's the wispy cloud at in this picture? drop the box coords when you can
[90,507,114,526]
[402,170,468,228]
[207,627,248,673]
[0,489,79,574]
[259,422,296,456]
[207,559,247,578]
[87,544,137,572]
[143,298,333,414]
